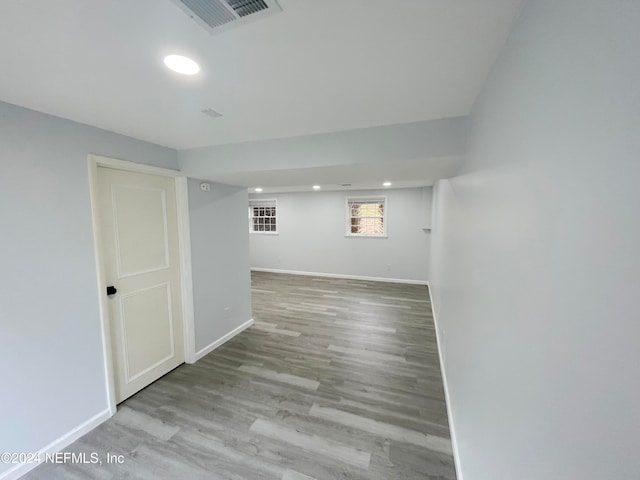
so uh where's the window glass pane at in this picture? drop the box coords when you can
[347,199,384,236]
[250,202,277,232]
[364,218,373,233]
[367,204,378,217]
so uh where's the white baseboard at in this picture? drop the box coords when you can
[251,267,428,286]
[427,284,463,480]
[193,318,254,362]
[0,409,111,480]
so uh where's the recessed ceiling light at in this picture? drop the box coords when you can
[312,185,321,190]
[163,55,200,75]
[254,187,263,193]
[383,181,392,187]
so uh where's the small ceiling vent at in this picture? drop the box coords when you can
[172,0,282,35]
[201,108,223,118]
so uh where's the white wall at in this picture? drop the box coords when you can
[430,1,640,479]
[187,180,252,353]
[0,101,178,478]
[178,117,466,178]
[250,188,431,283]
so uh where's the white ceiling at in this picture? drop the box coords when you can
[0,0,523,150]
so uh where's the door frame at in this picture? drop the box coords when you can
[87,154,196,416]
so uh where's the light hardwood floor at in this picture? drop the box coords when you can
[24,272,456,479]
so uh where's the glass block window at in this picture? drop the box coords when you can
[346,197,386,236]
[249,199,277,233]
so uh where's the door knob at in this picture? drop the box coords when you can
[106,285,117,296]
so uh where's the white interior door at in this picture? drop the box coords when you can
[97,167,184,403]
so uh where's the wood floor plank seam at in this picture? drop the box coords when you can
[308,404,454,456]
[249,418,372,470]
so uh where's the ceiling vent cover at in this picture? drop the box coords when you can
[201,108,223,118]
[172,0,282,34]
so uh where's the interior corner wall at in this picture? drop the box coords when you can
[0,101,178,478]
[249,188,431,283]
[187,180,252,352]
[429,1,640,479]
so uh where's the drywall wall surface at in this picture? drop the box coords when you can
[188,179,252,352]
[429,1,640,479]
[178,116,467,177]
[250,188,431,282]
[0,101,177,476]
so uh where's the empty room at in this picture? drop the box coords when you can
[1,1,638,480]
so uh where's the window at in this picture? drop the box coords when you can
[249,199,277,233]
[346,197,387,237]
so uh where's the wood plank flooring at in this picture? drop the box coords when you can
[24,272,456,480]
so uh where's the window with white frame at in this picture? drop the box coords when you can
[249,199,277,233]
[346,197,386,236]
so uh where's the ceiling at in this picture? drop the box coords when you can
[0,0,523,150]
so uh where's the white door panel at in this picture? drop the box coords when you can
[111,185,169,277]
[119,283,174,382]
[97,167,184,403]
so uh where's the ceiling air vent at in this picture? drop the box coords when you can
[201,108,223,118]
[172,0,282,35]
